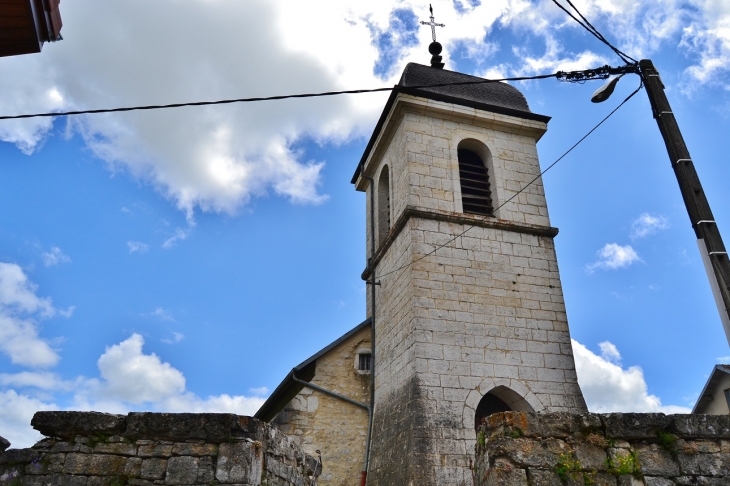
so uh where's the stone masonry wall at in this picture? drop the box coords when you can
[272,326,371,485]
[476,412,730,486]
[362,94,587,486]
[0,412,319,486]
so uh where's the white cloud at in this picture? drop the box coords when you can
[598,341,621,364]
[41,247,71,267]
[0,390,57,451]
[680,0,730,89]
[127,241,149,254]
[573,339,691,413]
[249,386,270,396]
[148,307,176,323]
[631,213,669,240]
[79,333,266,415]
[162,332,185,344]
[0,263,65,368]
[586,243,641,272]
[0,371,76,391]
[95,334,186,404]
[0,0,725,220]
[162,228,191,249]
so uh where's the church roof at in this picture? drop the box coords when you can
[351,63,550,184]
[254,318,371,422]
[398,62,534,114]
[692,364,730,413]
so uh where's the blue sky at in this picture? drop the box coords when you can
[2,0,730,447]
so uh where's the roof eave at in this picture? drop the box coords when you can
[254,318,372,422]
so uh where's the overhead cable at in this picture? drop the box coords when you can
[551,0,637,64]
[0,73,559,121]
[375,78,645,281]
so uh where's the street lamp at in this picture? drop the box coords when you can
[591,59,730,348]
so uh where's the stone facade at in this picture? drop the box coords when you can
[0,412,319,486]
[271,325,371,485]
[476,411,730,485]
[354,92,587,484]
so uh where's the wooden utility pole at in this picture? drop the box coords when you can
[640,59,730,346]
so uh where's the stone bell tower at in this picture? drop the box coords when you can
[351,60,587,485]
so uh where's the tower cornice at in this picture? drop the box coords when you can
[361,205,559,280]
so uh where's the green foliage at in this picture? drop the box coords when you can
[554,452,581,482]
[606,449,641,479]
[583,470,597,486]
[477,430,486,448]
[87,432,111,448]
[507,428,523,438]
[657,430,677,451]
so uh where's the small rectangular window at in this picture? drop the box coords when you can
[358,353,372,371]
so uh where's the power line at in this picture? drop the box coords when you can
[0,73,560,121]
[375,78,644,281]
[551,0,637,64]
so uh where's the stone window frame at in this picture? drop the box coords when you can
[376,164,392,248]
[449,134,503,219]
[354,348,372,374]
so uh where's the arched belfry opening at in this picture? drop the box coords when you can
[474,386,534,431]
[457,139,493,216]
[377,166,391,246]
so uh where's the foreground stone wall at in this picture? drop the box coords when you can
[0,412,318,486]
[476,412,730,485]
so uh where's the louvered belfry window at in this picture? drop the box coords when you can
[458,149,493,216]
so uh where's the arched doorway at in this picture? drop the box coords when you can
[474,386,535,431]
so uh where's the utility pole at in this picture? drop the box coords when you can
[640,59,730,346]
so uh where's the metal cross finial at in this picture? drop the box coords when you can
[420,4,445,42]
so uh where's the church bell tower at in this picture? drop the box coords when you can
[351,37,587,485]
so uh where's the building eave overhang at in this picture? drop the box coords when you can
[351,86,551,188]
[692,364,730,414]
[254,318,372,422]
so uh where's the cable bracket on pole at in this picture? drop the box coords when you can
[658,111,673,117]
[697,220,716,225]
[709,252,728,256]
[675,158,691,165]
[366,280,381,286]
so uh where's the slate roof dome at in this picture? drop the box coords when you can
[398,62,535,115]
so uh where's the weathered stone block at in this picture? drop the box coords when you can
[1,464,24,484]
[141,458,167,480]
[138,443,174,458]
[481,462,527,486]
[22,475,89,486]
[677,451,730,476]
[196,456,215,483]
[671,415,730,439]
[0,448,42,465]
[634,443,679,476]
[125,413,263,442]
[32,412,127,440]
[25,453,65,474]
[171,442,217,456]
[602,413,671,439]
[93,441,137,456]
[165,456,198,484]
[63,453,128,476]
[216,441,264,485]
[643,477,674,486]
[487,437,568,468]
[573,442,608,471]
